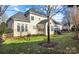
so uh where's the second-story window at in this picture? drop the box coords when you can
[31,16,34,20]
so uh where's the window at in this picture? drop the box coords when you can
[38,24,44,31]
[0,7,1,12]
[31,16,34,20]
[17,23,20,32]
[21,24,24,32]
[25,24,28,31]
[51,26,54,31]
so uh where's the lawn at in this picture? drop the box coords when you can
[0,32,79,54]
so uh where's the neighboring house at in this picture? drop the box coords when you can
[53,20,63,31]
[7,9,56,37]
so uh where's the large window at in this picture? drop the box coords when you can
[21,24,24,32]
[17,23,28,32]
[25,24,28,31]
[31,16,34,20]
[17,23,20,32]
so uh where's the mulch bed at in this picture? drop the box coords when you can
[39,41,58,48]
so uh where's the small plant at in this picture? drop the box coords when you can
[5,28,13,33]
[0,35,3,47]
[27,33,31,40]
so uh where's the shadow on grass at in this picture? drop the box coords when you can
[0,40,62,54]
[0,32,78,54]
[0,39,79,54]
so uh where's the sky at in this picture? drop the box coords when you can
[3,5,66,22]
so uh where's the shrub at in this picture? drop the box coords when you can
[5,28,13,33]
[0,22,7,35]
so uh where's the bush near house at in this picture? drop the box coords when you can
[5,28,13,33]
[0,22,13,41]
[0,22,7,35]
[0,22,13,35]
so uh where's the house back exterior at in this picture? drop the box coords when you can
[7,9,55,37]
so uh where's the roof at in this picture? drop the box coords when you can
[38,19,48,24]
[7,12,30,22]
[38,19,60,24]
[25,8,47,18]
[7,8,47,22]
[52,20,61,25]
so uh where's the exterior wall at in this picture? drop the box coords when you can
[13,21,30,36]
[29,14,47,34]
[57,25,63,30]
[7,19,13,29]
[13,13,55,36]
[62,25,69,29]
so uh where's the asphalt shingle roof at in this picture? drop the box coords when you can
[25,8,47,17]
[11,12,30,22]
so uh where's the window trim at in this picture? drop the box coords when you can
[21,24,24,32]
[25,24,28,31]
[17,23,20,32]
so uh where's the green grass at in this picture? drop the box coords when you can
[0,32,79,54]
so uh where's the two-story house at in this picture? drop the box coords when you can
[7,9,55,37]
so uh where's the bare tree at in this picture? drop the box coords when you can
[72,6,79,39]
[47,5,51,43]
[1,5,9,22]
[65,7,71,31]
[39,5,65,43]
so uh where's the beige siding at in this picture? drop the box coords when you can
[13,21,30,36]
[7,19,13,29]
[29,14,47,34]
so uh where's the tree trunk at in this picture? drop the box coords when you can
[47,5,51,43]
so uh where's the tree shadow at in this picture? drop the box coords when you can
[0,40,61,54]
[0,33,77,54]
